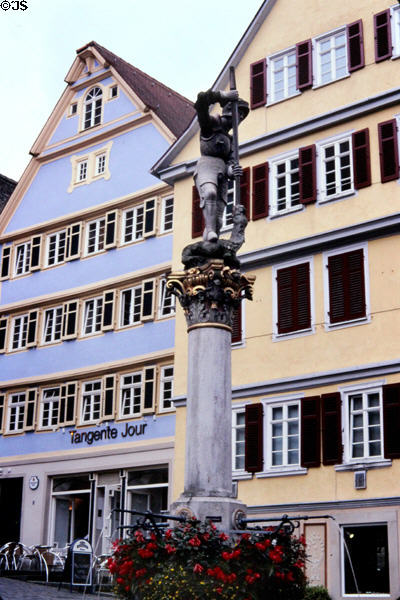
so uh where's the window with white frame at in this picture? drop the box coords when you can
[110,85,118,99]
[10,314,29,351]
[81,380,102,423]
[42,306,63,344]
[158,278,175,318]
[47,230,67,266]
[40,387,60,429]
[122,206,144,243]
[86,217,106,255]
[120,372,143,417]
[160,196,174,233]
[83,87,102,129]
[222,180,235,229]
[159,366,174,411]
[120,285,142,326]
[392,5,400,58]
[14,242,31,276]
[76,160,88,183]
[95,153,106,176]
[342,524,389,595]
[270,151,300,215]
[319,135,353,201]
[344,388,383,462]
[314,28,348,86]
[266,401,300,468]
[268,47,297,103]
[82,297,103,336]
[7,392,26,432]
[232,409,246,472]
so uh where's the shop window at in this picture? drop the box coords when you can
[342,524,389,594]
[126,468,168,525]
[52,476,91,548]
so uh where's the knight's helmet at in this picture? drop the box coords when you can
[222,99,250,121]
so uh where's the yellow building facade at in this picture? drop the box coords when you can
[154,1,400,597]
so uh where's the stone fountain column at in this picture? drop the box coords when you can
[168,256,255,530]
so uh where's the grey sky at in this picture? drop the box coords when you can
[1,0,262,181]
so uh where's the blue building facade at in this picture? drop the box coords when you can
[0,42,194,552]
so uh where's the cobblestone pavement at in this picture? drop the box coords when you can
[0,577,114,599]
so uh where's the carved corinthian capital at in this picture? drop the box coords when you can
[167,259,255,331]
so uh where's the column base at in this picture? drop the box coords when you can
[170,494,247,531]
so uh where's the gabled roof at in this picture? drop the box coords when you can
[0,174,17,215]
[151,0,276,181]
[81,42,196,138]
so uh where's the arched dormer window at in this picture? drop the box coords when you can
[83,87,102,129]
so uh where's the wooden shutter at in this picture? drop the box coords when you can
[1,246,11,279]
[192,185,204,238]
[0,316,8,353]
[105,211,117,248]
[296,40,313,90]
[328,249,366,324]
[299,145,317,204]
[66,222,82,260]
[321,392,342,465]
[245,403,263,473]
[347,20,364,72]
[240,167,251,220]
[301,396,320,468]
[25,389,37,430]
[141,279,155,320]
[27,311,38,347]
[383,383,400,459]
[102,290,115,331]
[144,198,156,236]
[60,383,76,426]
[103,376,115,419]
[352,129,371,189]
[250,59,266,109]
[231,304,242,344]
[378,120,399,183]
[252,163,269,220]
[277,263,310,334]
[143,366,156,412]
[374,9,392,62]
[0,394,4,433]
[63,301,78,339]
[30,235,42,271]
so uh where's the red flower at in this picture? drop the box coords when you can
[165,529,173,539]
[165,544,177,554]
[134,530,144,543]
[146,542,157,550]
[286,571,295,582]
[193,563,204,574]
[219,532,229,541]
[138,548,154,559]
[203,533,210,541]
[216,587,223,594]
[188,536,201,547]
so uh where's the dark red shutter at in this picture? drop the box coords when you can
[321,393,342,465]
[252,162,269,220]
[299,145,316,204]
[250,59,267,109]
[378,120,399,183]
[231,304,242,344]
[240,167,250,221]
[328,249,366,324]
[245,403,263,473]
[296,40,313,90]
[347,20,364,72]
[383,383,400,459]
[374,10,392,62]
[301,396,321,468]
[192,185,204,238]
[352,129,371,189]
[277,263,310,334]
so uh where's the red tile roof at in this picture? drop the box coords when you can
[80,42,196,138]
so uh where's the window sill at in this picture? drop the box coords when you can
[232,471,253,481]
[318,189,355,205]
[269,205,304,219]
[273,327,314,342]
[325,315,370,331]
[335,459,391,472]
[256,467,307,478]
[267,91,301,107]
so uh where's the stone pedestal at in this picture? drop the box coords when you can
[168,257,255,530]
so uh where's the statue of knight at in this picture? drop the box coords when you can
[194,68,249,247]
